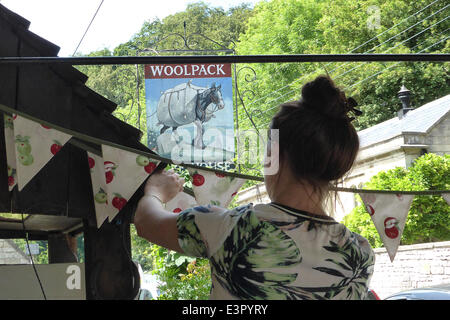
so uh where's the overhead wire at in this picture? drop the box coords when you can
[242,0,445,111]
[257,5,450,128]
[72,0,105,56]
[259,31,449,129]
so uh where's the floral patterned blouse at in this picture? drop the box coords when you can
[176,202,375,300]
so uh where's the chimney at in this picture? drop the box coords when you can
[397,85,413,119]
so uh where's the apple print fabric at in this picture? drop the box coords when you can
[359,192,414,262]
[188,168,245,208]
[165,191,198,214]
[101,145,160,221]
[3,113,17,191]
[13,115,72,191]
[87,152,116,228]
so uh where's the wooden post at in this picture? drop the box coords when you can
[83,213,139,300]
[48,233,78,264]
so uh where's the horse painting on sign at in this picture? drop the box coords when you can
[145,63,234,163]
[156,80,225,149]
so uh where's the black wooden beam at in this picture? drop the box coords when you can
[0,229,48,240]
[0,53,448,66]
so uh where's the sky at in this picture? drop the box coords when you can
[0,0,260,57]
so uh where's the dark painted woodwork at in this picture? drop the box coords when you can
[83,216,140,300]
[0,3,149,299]
[48,233,78,264]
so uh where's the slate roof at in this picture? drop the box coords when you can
[358,94,450,148]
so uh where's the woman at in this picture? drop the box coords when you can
[134,75,375,300]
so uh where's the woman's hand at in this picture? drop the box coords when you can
[144,169,185,203]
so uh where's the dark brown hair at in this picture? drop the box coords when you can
[270,75,359,191]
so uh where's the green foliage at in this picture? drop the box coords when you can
[236,0,450,131]
[13,239,49,264]
[150,245,211,300]
[74,0,449,299]
[344,154,450,248]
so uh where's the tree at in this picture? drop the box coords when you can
[76,2,255,148]
[235,0,449,131]
[343,153,450,248]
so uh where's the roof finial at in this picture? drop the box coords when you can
[397,84,412,119]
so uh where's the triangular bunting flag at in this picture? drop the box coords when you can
[442,193,450,206]
[87,152,116,228]
[188,168,245,208]
[13,115,72,191]
[3,113,17,190]
[359,193,414,262]
[165,191,198,214]
[101,145,160,221]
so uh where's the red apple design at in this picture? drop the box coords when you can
[144,162,156,174]
[50,140,62,155]
[192,173,205,187]
[8,176,15,186]
[112,193,127,210]
[104,161,116,184]
[105,171,114,184]
[88,157,95,169]
[384,217,399,239]
[366,204,375,216]
[173,208,182,213]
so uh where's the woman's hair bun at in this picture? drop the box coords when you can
[301,75,348,119]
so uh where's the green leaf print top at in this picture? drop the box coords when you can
[177,202,375,300]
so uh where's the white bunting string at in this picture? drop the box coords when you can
[101,144,160,222]
[165,191,198,214]
[3,113,17,190]
[87,152,115,228]
[188,168,245,208]
[359,193,414,262]
[13,115,72,191]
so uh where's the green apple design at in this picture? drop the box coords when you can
[15,135,34,166]
[4,114,14,129]
[136,155,157,174]
[211,175,235,195]
[94,187,108,204]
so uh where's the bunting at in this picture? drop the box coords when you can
[13,115,72,191]
[0,111,448,244]
[188,168,245,208]
[3,114,17,190]
[87,152,115,228]
[101,144,160,222]
[359,193,414,262]
[165,191,198,214]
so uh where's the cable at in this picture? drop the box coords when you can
[72,0,105,56]
[344,34,450,91]
[259,31,450,128]
[261,4,450,112]
[21,213,47,300]
[243,0,445,109]
[332,16,450,82]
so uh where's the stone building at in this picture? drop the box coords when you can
[236,91,450,222]
[335,92,450,221]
